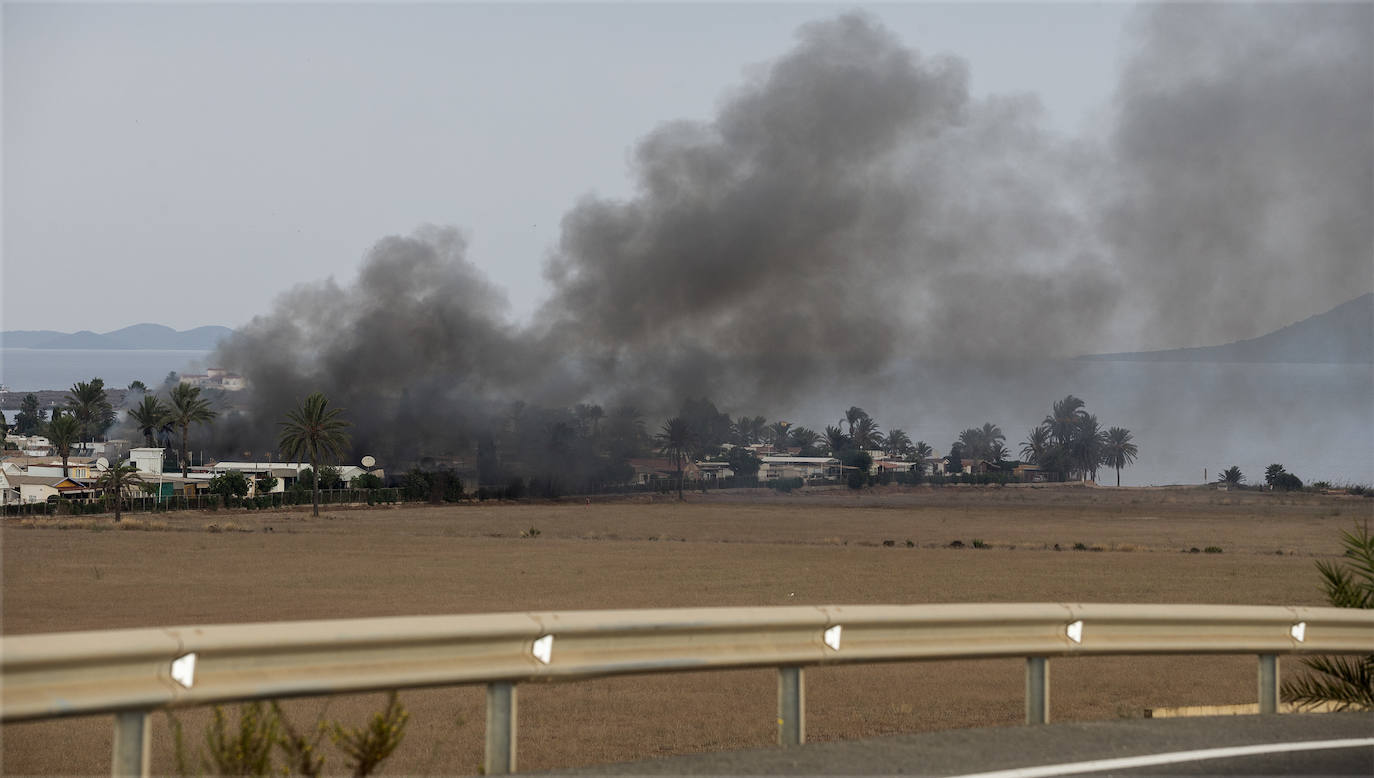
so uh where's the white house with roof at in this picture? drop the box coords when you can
[757,456,841,481]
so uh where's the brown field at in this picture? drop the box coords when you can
[2,484,1368,775]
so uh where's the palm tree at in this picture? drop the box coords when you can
[47,411,81,478]
[842,407,868,438]
[168,383,217,478]
[883,429,913,459]
[279,392,352,517]
[766,421,791,451]
[853,416,882,451]
[128,395,170,448]
[1102,427,1139,486]
[989,441,1010,464]
[1218,466,1245,486]
[1282,524,1374,710]
[1021,425,1052,465]
[67,378,113,448]
[824,425,849,455]
[1044,395,1087,446]
[1070,414,1107,481]
[96,461,142,522]
[789,426,821,453]
[656,417,692,501]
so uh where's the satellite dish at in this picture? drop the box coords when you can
[96,457,110,470]
[361,455,376,468]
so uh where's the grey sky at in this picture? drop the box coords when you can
[4,2,1131,334]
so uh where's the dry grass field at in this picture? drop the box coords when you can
[2,484,1367,775]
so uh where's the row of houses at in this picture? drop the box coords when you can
[1,437,381,505]
[626,447,1048,485]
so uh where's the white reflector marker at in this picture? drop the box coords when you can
[824,625,843,651]
[1066,620,1084,644]
[532,635,554,664]
[171,653,197,688]
[1290,622,1306,642]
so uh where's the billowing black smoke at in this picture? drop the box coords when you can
[210,8,1373,475]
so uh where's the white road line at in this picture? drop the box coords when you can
[950,737,1374,778]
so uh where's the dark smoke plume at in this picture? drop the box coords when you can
[213,9,1373,468]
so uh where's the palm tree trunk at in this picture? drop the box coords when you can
[311,454,320,517]
[181,425,190,478]
[1117,466,1121,487]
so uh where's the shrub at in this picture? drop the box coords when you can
[1283,524,1373,710]
[972,539,988,549]
[1203,546,1223,554]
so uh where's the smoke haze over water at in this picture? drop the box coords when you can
[213,7,1374,480]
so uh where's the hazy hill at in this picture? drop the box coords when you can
[1080,293,1373,363]
[1,324,232,350]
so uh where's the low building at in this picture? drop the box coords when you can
[758,456,841,481]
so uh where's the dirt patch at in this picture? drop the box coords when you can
[2,487,1365,774]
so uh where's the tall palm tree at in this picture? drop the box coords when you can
[1069,414,1107,481]
[47,411,81,478]
[128,395,170,448]
[168,383,217,478]
[1021,425,1052,465]
[1102,427,1139,486]
[67,378,113,448]
[883,429,913,459]
[853,416,883,451]
[96,461,142,522]
[1044,395,1087,446]
[279,392,352,517]
[824,425,850,455]
[656,417,692,501]
[842,407,868,438]
[1218,466,1245,486]
[789,426,821,452]
[766,421,791,451]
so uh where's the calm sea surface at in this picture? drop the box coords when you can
[0,348,213,394]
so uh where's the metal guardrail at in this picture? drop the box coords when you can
[3,603,1371,776]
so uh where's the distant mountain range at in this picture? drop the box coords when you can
[1079,293,1373,364]
[1,323,233,350]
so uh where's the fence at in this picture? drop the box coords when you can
[2,603,1370,776]
[1,488,412,517]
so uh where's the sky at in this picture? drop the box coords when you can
[3,2,1133,335]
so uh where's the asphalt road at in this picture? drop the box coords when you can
[545,713,1373,776]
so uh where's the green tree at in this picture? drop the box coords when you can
[1102,427,1139,487]
[1070,414,1108,481]
[47,411,81,478]
[1044,395,1087,446]
[1282,524,1373,710]
[15,393,46,435]
[97,461,142,522]
[1218,466,1245,486]
[129,395,170,448]
[912,440,934,463]
[766,421,792,451]
[656,417,693,502]
[209,470,251,501]
[67,378,115,446]
[169,383,217,478]
[278,392,352,517]
[725,446,762,479]
[127,380,148,392]
[853,416,883,451]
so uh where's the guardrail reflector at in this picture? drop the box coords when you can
[1290,622,1306,642]
[171,653,197,688]
[1066,620,1084,644]
[532,635,553,664]
[823,625,842,651]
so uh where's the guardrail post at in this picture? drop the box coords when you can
[777,666,805,746]
[1025,657,1049,724]
[1258,654,1279,714]
[111,710,150,777]
[485,681,517,775]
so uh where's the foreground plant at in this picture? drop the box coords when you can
[1282,523,1373,710]
[168,693,408,776]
